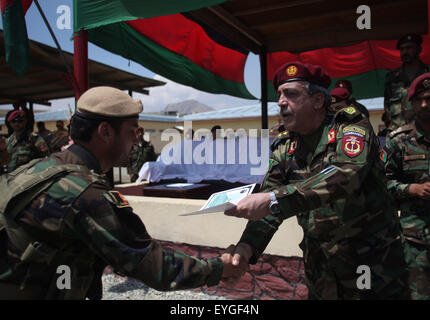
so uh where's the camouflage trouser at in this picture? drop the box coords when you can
[303,238,410,300]
[404,240,430,300]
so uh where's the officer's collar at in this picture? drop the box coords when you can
[68,143,103,174]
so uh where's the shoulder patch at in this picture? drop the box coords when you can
[342,106,357,115]
[342,125,366,138]
[334,106,362,122]
[104,191,131,208]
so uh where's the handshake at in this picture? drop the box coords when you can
[219,242,253,286]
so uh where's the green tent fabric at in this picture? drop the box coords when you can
[1,0,32,76]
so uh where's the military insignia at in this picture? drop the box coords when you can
[380,149,387,162]
[286,65,298,76]
[288,138,298,154]
[342,135,364,157]
[423,79,430,88]
[342,107,357,115]
[331,97,336,103]
[342,126,366,137]
[328,129,336,143]
[106,191,130,208]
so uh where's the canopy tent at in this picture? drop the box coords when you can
[72,0,429,128]
[0,29,165,105]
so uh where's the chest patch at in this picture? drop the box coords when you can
[342,135,364,157]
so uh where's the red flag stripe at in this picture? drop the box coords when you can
[126,14,247,83]
[268,0,430,81]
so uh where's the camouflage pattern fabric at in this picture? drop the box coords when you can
[239,106,410,299]
[6,131,49,173]
[385,121,430,299]
[383,62,429,132]
[127,140,157,182]
[0,144,222,299]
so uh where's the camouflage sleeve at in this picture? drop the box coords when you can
[384,136,410,199]
[239,149,286,263]
[70,186,223,291]
[33,135,50,157]
[0,149,11,166]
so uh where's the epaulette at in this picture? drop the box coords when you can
[388,123,415,139]
[271,130,290,151]
[334,106,362,123]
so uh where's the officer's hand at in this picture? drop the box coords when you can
[0,136,6,152]
[409,182,430,199]
[224,193,271,221]
[220,243,252,286]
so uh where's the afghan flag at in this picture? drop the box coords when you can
[74,0,255,100]
[1,0,32,76]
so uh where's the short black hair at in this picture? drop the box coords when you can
[69,113,124,142]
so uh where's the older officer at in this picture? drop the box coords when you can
[0,86,246,299]
[223,61,409,299]
[385,72,430,299]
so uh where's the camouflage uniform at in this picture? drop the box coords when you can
[384,62,429,131]
[127,140,157,182]
[239,106,409,299]
[385,121,430,299]
[0,144,222,299]
[5,131,49,173]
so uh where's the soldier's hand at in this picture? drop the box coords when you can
[0,136,6,152]
[220,243,252,286]
[409,182,430,199]
[224,193,271,221]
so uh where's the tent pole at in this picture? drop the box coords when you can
[73,30,88,100]
[260,48,268,129]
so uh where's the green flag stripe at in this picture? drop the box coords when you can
[2,0,30,76]
[73,0,230,32]
[88,22,255,100]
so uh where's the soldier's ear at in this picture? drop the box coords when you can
[97,122,114,142]
[312,92,325,110]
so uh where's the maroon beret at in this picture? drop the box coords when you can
[330,87,351,104]
[397,34,422,49]
[335,80,353,94]
[273,61,331,91]
[408,72,430,100]
[7,110,26,122]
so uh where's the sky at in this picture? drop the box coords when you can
[0,0,262,113]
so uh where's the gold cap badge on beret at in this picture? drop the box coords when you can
[423,79,430,88]
[286,65,298,77]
